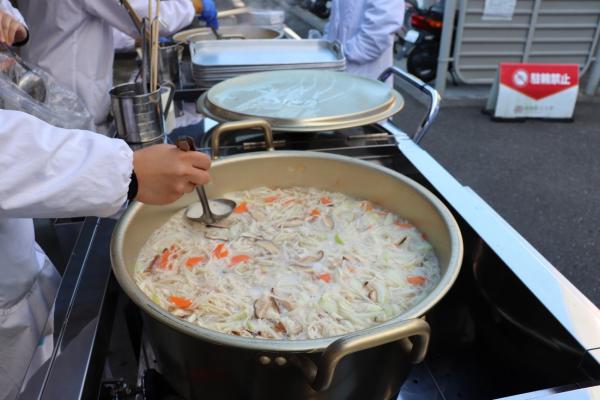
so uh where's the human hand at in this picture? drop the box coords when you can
[198,0,219,30]
[132,144,211,205]
[0,11,27,46]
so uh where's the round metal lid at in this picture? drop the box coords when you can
[198,70,404,132]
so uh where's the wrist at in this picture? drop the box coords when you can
[127,171,138,201]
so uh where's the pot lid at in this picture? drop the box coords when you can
[197,70,404,132]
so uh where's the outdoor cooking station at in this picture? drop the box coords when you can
[17,65,600,400]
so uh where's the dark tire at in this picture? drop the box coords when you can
[407,46,438,82]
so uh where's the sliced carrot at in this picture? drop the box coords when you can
[168,295,192,309]
[395,221,414,229]
[212,243,229,259]
[263,195,278,203]
[361,201,374,211]
[185,256,205,268]
[320,196,332,206]
[159,249,171,269]
[230,254,250,266]
[234,202,249,213]
[318,273,332,283]
[407,275,427,286]
[310,208,321,217]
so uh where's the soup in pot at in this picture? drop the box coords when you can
[135,187,440,340]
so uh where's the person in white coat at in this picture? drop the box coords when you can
[113,0,195,51]
[17,0,212,129]
[0,108,211,399]
[324,0,405,81]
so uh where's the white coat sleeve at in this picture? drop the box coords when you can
[0,110,133,218]
[0,0,26,26]
[83,0,140,37]
[132,0,195,36]
[113,27,135,50]
[343,0,405,65]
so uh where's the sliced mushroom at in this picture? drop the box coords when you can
[206,219,234,229]
[293,250,325,267]
[270,296,281,313]
[322,215,334,230]
[281,317,303,336]
[240,233,263,241]
[204,230,229,241]
[254,296,279,319]
[250,210,267,222]
[257,240,279,255]
[254,298,270,319]
[282,219,304,228]
[271,288,295,310]
[364,281,377,302]
[145,255,160,273]
[368,289,377,302]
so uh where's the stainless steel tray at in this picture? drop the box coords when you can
[197,70,404,132]
[190,39,345,69]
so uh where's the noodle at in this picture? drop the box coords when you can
[135,187,440,340]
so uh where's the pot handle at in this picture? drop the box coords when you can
[377,66,440,144]
[210,119,274,160]
[296,318,430,392]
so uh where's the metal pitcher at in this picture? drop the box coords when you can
[110,82,174,143]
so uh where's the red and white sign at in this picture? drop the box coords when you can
[494,63,579,119]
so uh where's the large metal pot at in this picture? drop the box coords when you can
[111,120,463,399]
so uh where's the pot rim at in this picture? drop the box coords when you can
[111,150,463,353]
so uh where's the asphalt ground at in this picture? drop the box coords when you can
[418,102,600,307]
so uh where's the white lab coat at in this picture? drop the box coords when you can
[18,0,188,128]
[0,110,132,399]
[114,0,195,51]
[324,0,405,81]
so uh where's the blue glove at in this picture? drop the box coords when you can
[199,0,219,30]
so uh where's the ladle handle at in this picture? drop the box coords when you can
[175,136,215,223]
[195,186,215,224]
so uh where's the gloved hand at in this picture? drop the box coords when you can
[198,0,219,30]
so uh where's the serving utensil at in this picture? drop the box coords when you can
[175,136,236,224]
[210,27,223,40]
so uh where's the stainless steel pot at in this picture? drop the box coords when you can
[173,26,283,43]
[111,120,463,399]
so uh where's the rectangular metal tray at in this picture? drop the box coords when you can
[190,39,345,68]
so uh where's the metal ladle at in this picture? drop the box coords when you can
[175,136,236,224]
